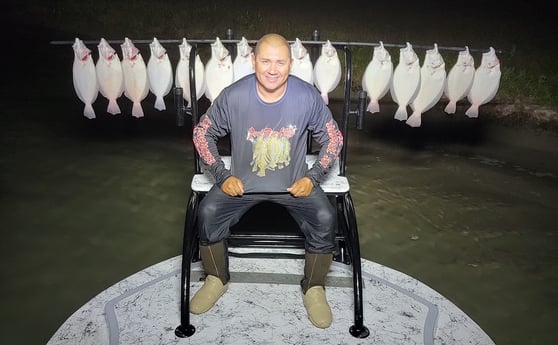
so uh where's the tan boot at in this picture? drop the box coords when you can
[301,252,333,328]
[190,241,230,314]
[190,275,229,314]
[303,286,332,328]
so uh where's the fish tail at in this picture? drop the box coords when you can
[406,112,422,127]
[83,103,96,119]
[132,102,144,118]
[444,101,456,114]
[367,100,380,114]
[321,92,329,105]
[394,106,408,121]
[465,104,479,118]
[107,99,121,115]
[154,96,166,111]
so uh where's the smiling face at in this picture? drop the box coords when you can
[252,34,292,103]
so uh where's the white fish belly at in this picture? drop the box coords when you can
[96,60,124,101]
[467,70,501,105]
[313,58,341,93]
[233,57,254,82]
[390,65,420,105]
[73,61,98,103]
[147,59,173,96]
[175,58,206,104]
[363,61,393,101]
[205,58,233,102]
[444,67,474,102]
[122,60,149,102]
[291,59,313,84]
[411,69,446,113]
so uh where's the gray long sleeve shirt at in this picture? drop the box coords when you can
[193,75,343,193]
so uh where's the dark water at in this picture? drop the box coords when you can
[1,34,557,345]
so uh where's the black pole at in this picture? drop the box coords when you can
[175,191,199,338]
[340,46,352,177]
[188,45,201,174]
[345,192,370,338]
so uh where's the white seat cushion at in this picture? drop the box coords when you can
[191,155,349,193]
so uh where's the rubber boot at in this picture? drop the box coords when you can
[301,252,333,328]
[190,241,230,314]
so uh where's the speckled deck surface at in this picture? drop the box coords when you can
[48,255,494,344]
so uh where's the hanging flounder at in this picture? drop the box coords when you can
[444,46,475,114]
[175,38,205,106]
[390,42,420,121]
[120,37,149,118]
[95,38,124,115]
[465,47,501,118]
[362,41,393,113]
[147,38,173,111]
[290,38,313,84]
[233,37,254,82]
[407,44,446,127]
[313,40,341,104]
[204,37,234,103]
[72,38,98,119]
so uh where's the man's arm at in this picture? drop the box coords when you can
[192,114,233,188]
[305,115,344,186]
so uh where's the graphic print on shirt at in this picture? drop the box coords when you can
[193,116,216,165]
[247,126,296,177]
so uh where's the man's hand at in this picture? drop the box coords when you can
[287,177,314,197]
[221,176,245,196]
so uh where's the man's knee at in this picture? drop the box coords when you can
[198,200,219,224]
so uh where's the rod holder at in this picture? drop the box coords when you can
[349,90,367,130]
[174,87,185,127]
[310,29,320,65]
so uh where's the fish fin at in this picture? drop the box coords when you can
[465,104,479,118]
[321,92,329,105]
[406,112,422,127]
[444,101,456,114]
[132,102,144,118]
[367,100,380,113]
[83,104,96,119]
[107,99,121,115]
[154,96,166,111]
[394,106,408,121]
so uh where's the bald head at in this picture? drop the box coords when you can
[255,33,291,59]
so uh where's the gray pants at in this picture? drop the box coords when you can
[197,185,336,253]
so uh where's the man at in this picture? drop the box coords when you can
[190,33,343,329]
